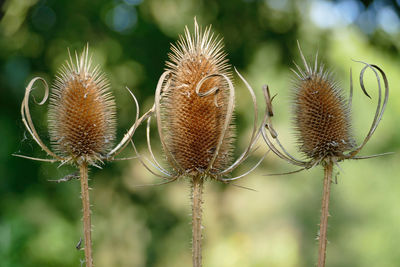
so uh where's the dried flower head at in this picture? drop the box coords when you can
[162,19,234,176]
[262,42,389,267]
[263,42,389,169]
[132,19,264,267]
[133,19,263,183]
[48,46,116,165]
[15,44,145,267]
[16,44,142,167]
[292,51,355,160]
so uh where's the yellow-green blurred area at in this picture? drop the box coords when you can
[1,0,399,266]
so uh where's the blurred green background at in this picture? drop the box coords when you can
[1,0,400,266]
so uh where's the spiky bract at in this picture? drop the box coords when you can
[161,20,235,177]
[292,54,355,160]
[48,46,116,165]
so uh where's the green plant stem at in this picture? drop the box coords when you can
[191,176,204,267]
[317,162,333,267]
[80,163,93,267]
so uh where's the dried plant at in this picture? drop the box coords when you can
[14,45,147,267]
[262,42,389,267]
[133,19,264,267]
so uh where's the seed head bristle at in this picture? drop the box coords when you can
[161,19,235,177]
[292,47,355,160]
[48,45,116,165]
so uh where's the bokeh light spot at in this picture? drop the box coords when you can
[336,0,362,24]
[377,6,400,34]
[105,4,137,34]
[123,0,143,6]
[310,1,340,29]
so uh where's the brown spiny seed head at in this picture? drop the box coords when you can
[48,45,116,165]
[161,20,235,177]
[292,51,355,161]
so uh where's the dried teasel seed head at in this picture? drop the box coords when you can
[292,48,355,161]
[48,45,116,165]
[161,19,235,177]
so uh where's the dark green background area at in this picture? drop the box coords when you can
[1,0,400,266]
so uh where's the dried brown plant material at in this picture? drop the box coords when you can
[48,46,116,165]
[133,19,263,267]
[262,42,389,267]
[15,45,148,267]
[292,60,355,160]
[162,19,234,176]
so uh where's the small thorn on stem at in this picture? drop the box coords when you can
[76,237,83,250]
[48,172,79,183]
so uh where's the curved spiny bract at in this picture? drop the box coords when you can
[161,20,235,178]
[48,46,116,166]
[292,54,355,161]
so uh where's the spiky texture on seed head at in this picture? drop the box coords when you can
[48,45,116,165]
[161,20,235,177]
[292,49,355,161]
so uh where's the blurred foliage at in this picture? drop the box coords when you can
[1,0,400,266]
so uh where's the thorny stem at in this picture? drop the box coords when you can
[191,176,204,267]
[318,162,333,267]
[80,163,93,267]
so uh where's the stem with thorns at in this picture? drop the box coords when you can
[318,161,333,267]
[191,176,204,267]
[80,163,93,267]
